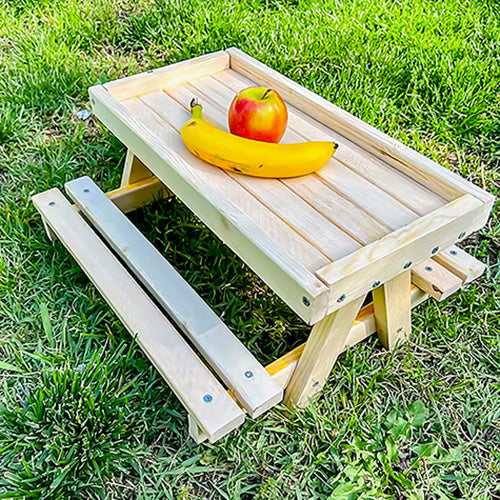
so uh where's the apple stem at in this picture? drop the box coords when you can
[262,88,272,99]
[190,98,203,119]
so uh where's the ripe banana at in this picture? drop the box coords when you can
[181,100,337,178]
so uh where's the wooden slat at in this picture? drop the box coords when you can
[432,245,486,284]
[66,176,283,417]
[188,76,418,233]
[104,51,230,102]
[284,294,366,408]
[89,85,329,324]
[317,194,485,314]
[266,285,429,388]
[227,48,495,220]
[411,260,463,301]
[214,69,446,216]
[373,271,412,350]
[32,188,245,443]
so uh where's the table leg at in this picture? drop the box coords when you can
[373,270,412,351]
[120,150,153,187]
[284,294,366,409]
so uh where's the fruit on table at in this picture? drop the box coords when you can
[181,100,337,179]
[228,86,288,143]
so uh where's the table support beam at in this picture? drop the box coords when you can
[284,294,366,408]
[121,150,154,187]
[373,271,412,351]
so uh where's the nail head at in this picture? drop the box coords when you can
[48,201,55,206]
[244,371,253,379]
[337,294,346,303]
[425,266,433,272]
[372,281,381,288]
[459,231,466,239]
[450,249,457,256]
[403,261,412,269]
[431,246,439,255]
[203,394,213,403]
[302,296,311,307]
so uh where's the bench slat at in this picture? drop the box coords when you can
[65,176,283,417]
[33,188,245,442]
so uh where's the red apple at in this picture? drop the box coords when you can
[228,86,288,143]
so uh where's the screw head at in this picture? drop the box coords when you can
[450,249,457,256]
[203,394,213,403]
[396,327,403,334]
[302,296,311,307]
[312,381,320,388]
[372,280,381,288]
[337,294,346,303]
[83,188,90,193]
[244,371,253,379]
[458,231,466,240]
[403,261,412,269]
[425,266,433,272]
[48,201,55,206]
[431,246,439,255]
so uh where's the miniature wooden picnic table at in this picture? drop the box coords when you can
[33,49,494,444]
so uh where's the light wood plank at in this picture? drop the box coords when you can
[373,271,412,350]
[214,69,446,216]
[120,150,153,187]
[188,75,418,233]
[432,245,486,284]
[283,295,366,408]
[106,176,168,214]
[66,176,283,417]
[266,285,429,388]
[227,48,495,220]
[89,85,330,323]
[104,51,230,101]
[316,194,485,314]
[411,259,463,301]
[32,188,245,443]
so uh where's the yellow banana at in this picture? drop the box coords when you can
[181,100,337,178]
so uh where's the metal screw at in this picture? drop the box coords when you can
[302,296,311,307]
[425,266,433,272]
[431,246,439,255]
[244,371,253,379]
[48,201,55,206]
[403,261,412,269]
[458,231,466,240]
[337,294,346,303]
[203,394,213,403]
[396,327,403,334]
[312,381,320,388]
[450,249,457,256]
[83,188,90,193]
[372,280,381,288]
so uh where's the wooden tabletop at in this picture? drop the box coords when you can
[89,49,494,324]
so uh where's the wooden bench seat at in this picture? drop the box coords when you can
[32,188,246,443]
[64,176,283,418]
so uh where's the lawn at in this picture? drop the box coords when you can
[0,0,499,498]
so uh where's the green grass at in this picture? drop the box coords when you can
[0,0,499,498]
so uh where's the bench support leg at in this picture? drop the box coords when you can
[121,150,153,187]
[373,270,412,351]
[188,414,208,444]
[41,216,56,241]
[284,294,366,409]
